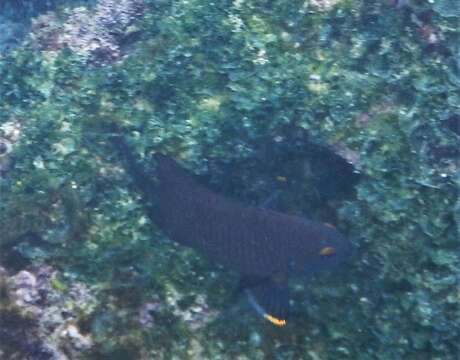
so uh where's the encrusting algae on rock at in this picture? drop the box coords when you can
[30,0,144,64]
[0,266,96,359]
[0,0,459,358]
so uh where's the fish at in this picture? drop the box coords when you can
[110,131,352,327]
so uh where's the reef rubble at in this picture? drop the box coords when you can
[0,265,96,360]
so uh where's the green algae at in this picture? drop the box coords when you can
[0,0,459,358]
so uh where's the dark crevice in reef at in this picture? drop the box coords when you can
[201,126,360,224]
[445,113,460,136]
[0,232,42,272]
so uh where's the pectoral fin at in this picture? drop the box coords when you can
[245,274,289,327]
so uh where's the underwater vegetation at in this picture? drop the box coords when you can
[0,0,459,358]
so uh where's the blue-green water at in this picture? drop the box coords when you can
[0,0,459,359]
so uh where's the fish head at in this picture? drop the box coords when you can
[289,222,353,276]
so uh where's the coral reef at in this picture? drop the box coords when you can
[0,0,459,358]
[0,0,93,55]
[30,0,144,63]
[0,266,96,359]
[0,120,22,177]
[309,0,343,11]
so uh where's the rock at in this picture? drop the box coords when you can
[10,270,37,288]
[0,120,22,177]
[309,0,343,11]
[0,0,82,55]
[30,0,144,64]
[59,323,93,351]
[138,301,162,328]
[0,265,97,359]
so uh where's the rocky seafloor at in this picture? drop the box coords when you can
[0,0,459,359]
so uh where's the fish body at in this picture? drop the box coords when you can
[152,154,350,276]
[111,133,352,326]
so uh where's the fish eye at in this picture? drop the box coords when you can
[319,246,336,256]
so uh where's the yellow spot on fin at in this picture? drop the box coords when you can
[264,313,287,327]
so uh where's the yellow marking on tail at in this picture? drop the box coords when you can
[264,314,287,327]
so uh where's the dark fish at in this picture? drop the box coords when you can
[110,132,352,326]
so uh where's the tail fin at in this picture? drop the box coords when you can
[244,275,289,327]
